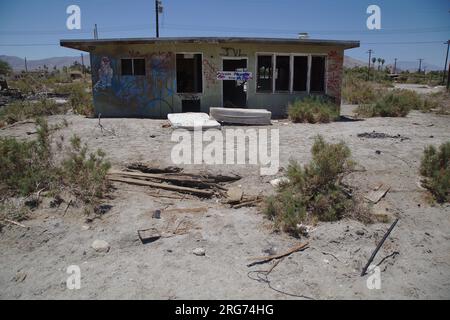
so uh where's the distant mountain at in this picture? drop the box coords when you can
[344,55,367,68]
[0,55,90,71]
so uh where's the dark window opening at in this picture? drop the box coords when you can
[257,55,272,92]
[121,58,146,76]
[293,56,308,91]
[133,59,146,75]
[176,53,202,93]
[310,56,326,92]
[121,59,133,76]
[275,56,290,91]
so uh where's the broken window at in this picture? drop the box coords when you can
[275,56,290,92]
[121,58,146,76]
[256,55,272,92]
[176,53,202,93]
[293,56,308,91]
[310,56,326,92]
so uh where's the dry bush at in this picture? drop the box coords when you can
[0,119,110,218]
[420,141,450,203]
[0,99,68,126]
[288,96,339,123]
[264,136,370,237]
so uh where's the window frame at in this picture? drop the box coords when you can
[175,52,204,94]
[120,58,146,76]
[254,52,328,95]
[256,54,274,93]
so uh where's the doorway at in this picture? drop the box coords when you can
[222,58,247,107]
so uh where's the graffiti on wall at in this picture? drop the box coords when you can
[326,50,343,102]
[220,47,247,57]
[203,59,218,89]
[93,56,113,91]
[91,52,175,117]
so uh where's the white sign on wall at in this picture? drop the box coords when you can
[216,71,253,81]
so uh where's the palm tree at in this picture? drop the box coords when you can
[377,58,382,71]
[371,57,377,70]
[381,59,385,71]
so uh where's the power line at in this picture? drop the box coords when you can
[0,24,449,36]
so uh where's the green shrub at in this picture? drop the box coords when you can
[342,78,378,104]
[0,118,57,195]
[420,142,450,203]
[0,119,110,212]
[61,135,111,204]
[264,136,362,236]
[288,96,339,123]
[0,99,67,126]
[56,82,94,116]
[356,89,421,117]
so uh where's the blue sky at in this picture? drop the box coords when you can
[0,0,448,66]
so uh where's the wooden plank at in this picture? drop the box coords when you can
[108,176,214,197]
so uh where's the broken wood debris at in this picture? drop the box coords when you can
[364,183,390,203]
[247,242,309,267]
[108,168,241,198]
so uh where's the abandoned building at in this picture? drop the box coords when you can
[60,37,359,118]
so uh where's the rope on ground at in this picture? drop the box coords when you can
[247,258,315,300]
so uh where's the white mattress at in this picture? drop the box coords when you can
[210,107,272,125]
[168,113,221,130]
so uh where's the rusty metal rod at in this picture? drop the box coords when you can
[361,218,399,276]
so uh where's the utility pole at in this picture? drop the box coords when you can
[367,49,373,81]
[155,0,160,38]
[24,57,28,73]
[81,54,85,76]
[418,58,423,73]
[94,24,98,39]
[393,58,397,74]
[442,40,450,85]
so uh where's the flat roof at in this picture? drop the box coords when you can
[60,37,360,51]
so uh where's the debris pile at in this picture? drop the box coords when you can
[357,131,409,141]
[107,164,241,198]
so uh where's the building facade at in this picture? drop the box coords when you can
[61,37,359,118]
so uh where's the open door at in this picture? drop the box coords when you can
[222,59,247,107]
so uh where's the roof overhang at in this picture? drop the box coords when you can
[60,37,360,52]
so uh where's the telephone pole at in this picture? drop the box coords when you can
[155,1,163,38]
[81,54,85,76]
[393,58,397,74]
[367,49,373,80]
[418,58,423,73]
[94,24,98,39]
[24,57,28,73]
[442,40,450,85]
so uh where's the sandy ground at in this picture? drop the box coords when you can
[0,105,449,300]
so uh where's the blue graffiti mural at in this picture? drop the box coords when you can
[91,52,175,117]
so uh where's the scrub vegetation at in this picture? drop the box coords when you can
[264,136,371,237]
